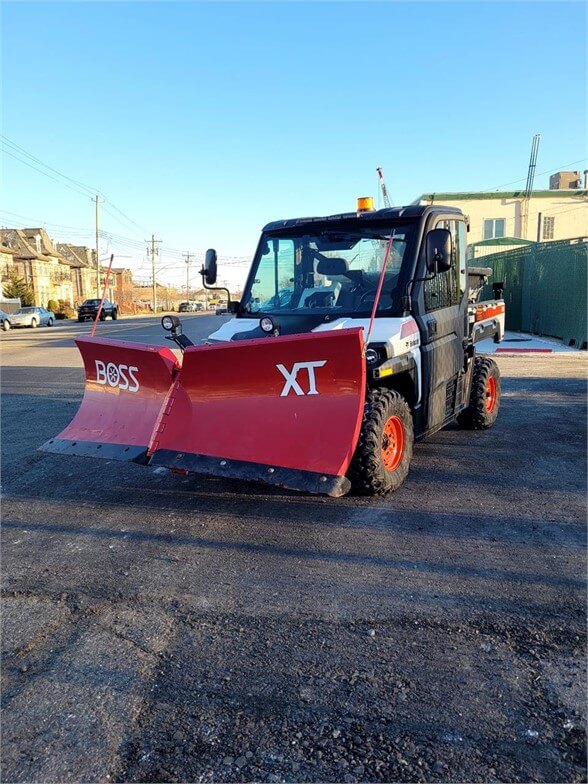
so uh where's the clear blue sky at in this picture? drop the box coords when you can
[2,1,586,288]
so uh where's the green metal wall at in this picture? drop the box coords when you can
[479,238,587,348]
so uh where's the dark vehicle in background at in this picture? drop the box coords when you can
[179,301,204,312]
[77,298,118,322]
[7,307,55,328]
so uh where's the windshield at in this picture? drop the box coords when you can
[82,299,100,306]
[241,224,414,317]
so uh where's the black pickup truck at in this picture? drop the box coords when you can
[77,298,118,322]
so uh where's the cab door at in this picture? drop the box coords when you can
[416,218,468,435]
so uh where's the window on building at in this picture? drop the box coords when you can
[483,218,506,240]
[543,216,555,240]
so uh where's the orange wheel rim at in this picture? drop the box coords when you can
[381,415,404,472]
[485,376,497,413]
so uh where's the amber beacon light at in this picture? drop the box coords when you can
[357,196,375,213]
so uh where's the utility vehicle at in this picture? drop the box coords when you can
[41,201,504,497]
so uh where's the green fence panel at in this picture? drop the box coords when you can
[477,238,587,348]
[479,248,526,331]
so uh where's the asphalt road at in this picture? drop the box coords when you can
[1,315,586,783]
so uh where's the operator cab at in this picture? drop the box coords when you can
[240,222,413,321]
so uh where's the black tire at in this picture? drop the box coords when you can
[31,318,38,328]
[111,308,118,320]
[348,388,414,496]
[457,356,501,430]
[47,318,54,327]
[77,317,84,323]
[2,320,10,331]
[99,310,106,321]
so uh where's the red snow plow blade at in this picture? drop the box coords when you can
[40,329,365,496]
[39,336,180,463]
[150,328,366,496]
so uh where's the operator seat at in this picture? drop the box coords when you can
[316,257,365,309]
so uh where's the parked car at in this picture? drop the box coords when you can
[179,301,204,312]
[0,309,12,331]
[77,298,118,322]
[8,307,55,328]
[215,302,228,315]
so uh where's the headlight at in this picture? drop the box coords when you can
[260,316,274,333]
[365,347,379,364]
[161,315,180,331]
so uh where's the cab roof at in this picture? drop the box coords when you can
[263,204,463,232]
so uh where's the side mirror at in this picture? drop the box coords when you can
[426,229,452,274]
[202,249,217,285]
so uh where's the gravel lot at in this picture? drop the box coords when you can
[1,316,586,783]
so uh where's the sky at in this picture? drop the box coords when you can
[1,1,586,290]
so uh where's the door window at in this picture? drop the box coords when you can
[248,239,295,312]
[424,219,463,312]
[457,221,467,296]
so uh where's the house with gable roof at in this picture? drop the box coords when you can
[0,228,74,306]
[56,243,100,304]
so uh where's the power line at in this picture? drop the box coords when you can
[1,135,96,196]
[0,210,94,235]
[101,205,146,240]
[2,136,148,241]
[2,149,94,201]
[480,157,587,193]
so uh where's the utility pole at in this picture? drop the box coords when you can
[182,252,193,299]
[145,234,162,312]
[94,195,102,297]
[521,134,541,240]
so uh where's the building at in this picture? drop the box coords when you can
[56,244,99,304]
[111,267,135,313]
[549,171,586,190]
[0,228,74,306]
[415,189,588,259]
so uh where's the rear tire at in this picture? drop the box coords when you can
[348,388,414,496]
[457,356,501,429]
[3,320,10,331]
[48,318,54,326]
[111,308,118,320]
[31,318,38,328]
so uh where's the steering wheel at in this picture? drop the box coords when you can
[306,292,332,309]
[357,290,377,308]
